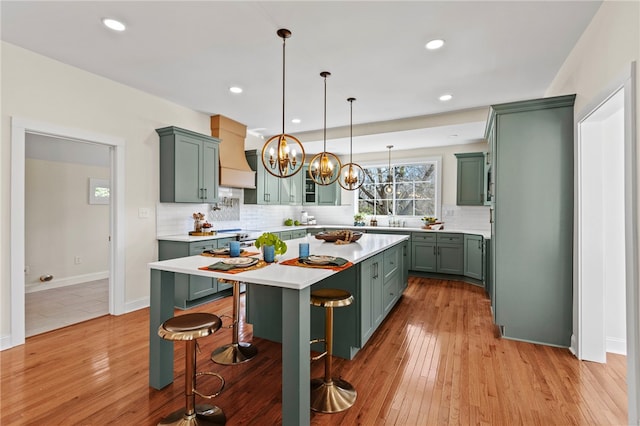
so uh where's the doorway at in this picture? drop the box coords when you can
[575,62,638,425]
[9,117,126,348]
[24,134,111,336]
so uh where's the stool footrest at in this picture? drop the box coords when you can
[193,372,225,399]
[311,351,327,362]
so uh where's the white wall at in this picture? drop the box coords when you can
[25,158,110,291]
[1,41,213,338]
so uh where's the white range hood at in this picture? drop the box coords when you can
[211,115,256,189]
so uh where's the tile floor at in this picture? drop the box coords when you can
[25,279,109,337]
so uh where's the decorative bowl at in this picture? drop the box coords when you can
[314,230,363,243]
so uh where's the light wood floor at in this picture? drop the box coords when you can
[1,277,627,425]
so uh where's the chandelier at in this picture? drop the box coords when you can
[384,145,394,194]
[338,97,364,191]
[309,71,341,185]
[261,28,305,178]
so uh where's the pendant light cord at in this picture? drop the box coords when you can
[323,74,327,152]
[281,36,286,135]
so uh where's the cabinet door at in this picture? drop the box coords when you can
[383,274,400,315]
[303,166,317,205]
[383,245,400,282]
[455,153,485,206]
[360,255,383,346]
[174,134,203,202]
[280,172,303,205]
[437,243,464,275]
[279,231,293,241]
[464,234,484,280]
[411,241,437,272]
[262,168,280,204]
[201,141,219,203]
[317,182,340,205]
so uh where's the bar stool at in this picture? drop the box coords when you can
[309,288,357,413]
[211,280,258,365]
[158,312,226,426]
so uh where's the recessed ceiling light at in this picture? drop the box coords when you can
[291,118,301,124]
[102,18,126,32]
[425,39,445,50]
[229,86,243,94]
[439,94,453,102]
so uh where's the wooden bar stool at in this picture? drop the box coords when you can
[309,288,357,413]
[158,312,226,426]
[211,280,257,365]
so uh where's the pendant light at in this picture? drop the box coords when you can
[309,71,341,186]
[338,97,364,191]
[261,28,305,178]
[384,145,394,194]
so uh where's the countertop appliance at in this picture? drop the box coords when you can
[217,229,262,247]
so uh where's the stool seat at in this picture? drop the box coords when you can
[310,288,354,308]
[159,312,222,341]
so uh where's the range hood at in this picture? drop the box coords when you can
[210,115,256,189]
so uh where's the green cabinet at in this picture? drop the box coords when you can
[157,126,220,203]
[280,173,303,205]
[360,254,383,346]
[464,234,484,280]
[158,238,234,309]
[302,165,341,206]
[487,94,575,347]
[411,232,463,275]
[455,152,485,205]
[244,150,281,205]
[382,244,402,314]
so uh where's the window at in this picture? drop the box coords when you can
[357,159,439,217]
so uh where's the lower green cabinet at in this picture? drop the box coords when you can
[464,234,484,280]
[360,254,383,346]
[158,238,234,309]
[411,232,464,275]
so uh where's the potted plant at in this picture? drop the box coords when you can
[354,213,366,226]
[254,232,287,263]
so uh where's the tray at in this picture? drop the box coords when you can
[314,230,363,243]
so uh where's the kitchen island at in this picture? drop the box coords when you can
[148,233,409,426]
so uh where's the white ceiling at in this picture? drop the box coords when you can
[1,1,601,155]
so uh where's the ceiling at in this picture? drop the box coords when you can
[1,1,601,155]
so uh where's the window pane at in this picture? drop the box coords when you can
[395,199,414,216]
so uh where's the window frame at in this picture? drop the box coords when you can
[354,155,442,219]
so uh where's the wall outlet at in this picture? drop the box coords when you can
[74,256,82,264]
[138,207,150,218]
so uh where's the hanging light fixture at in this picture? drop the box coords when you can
[384,145,394,194]
[338,97,365,191]
[309,71,341,186]
[261,28,305,178]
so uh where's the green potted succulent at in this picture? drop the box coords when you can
[254,232,287,263]
[354,213,366,226]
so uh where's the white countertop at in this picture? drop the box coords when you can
[158,225,489,242]
[149,233,409,290]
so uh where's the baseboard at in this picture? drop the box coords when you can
[570,334,577,356]
[124,297,149,314]
[25,271,109,293]
[606,337,627,355]
[0,334,12,351]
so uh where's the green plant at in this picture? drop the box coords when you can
[254,232,287,255]
[354,213,366,222]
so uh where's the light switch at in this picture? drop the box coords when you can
[138,207,150,218]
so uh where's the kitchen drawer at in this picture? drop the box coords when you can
[436,233,463,244]
[383,245,400,282]
[411,232,436,242]
[291,229,307,239]
[188,241,217,255]
[383,275,400,314]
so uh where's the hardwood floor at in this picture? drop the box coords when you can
[1,277,627,425]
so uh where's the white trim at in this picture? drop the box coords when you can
[606,337,627,356]
[8,117,126,350]
[574,61,638,425]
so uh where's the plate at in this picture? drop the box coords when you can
[305,255,336,265]
[210,247,244,255]
[222,257,258,267]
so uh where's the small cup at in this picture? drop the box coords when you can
[229,241,241,257]
[263,245,275,263]
[299,242,310,259]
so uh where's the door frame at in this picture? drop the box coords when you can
[9,117,126,348]
[575,62,638,424]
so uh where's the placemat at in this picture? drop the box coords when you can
[279,257,353,271]
[201,251,260,258]
[198,259,270,274]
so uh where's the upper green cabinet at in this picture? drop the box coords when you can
[157,126,220,203]
[487,94,575,347]
[455,152,485,205]
[302,165,341,206]
[244,150,304,205]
